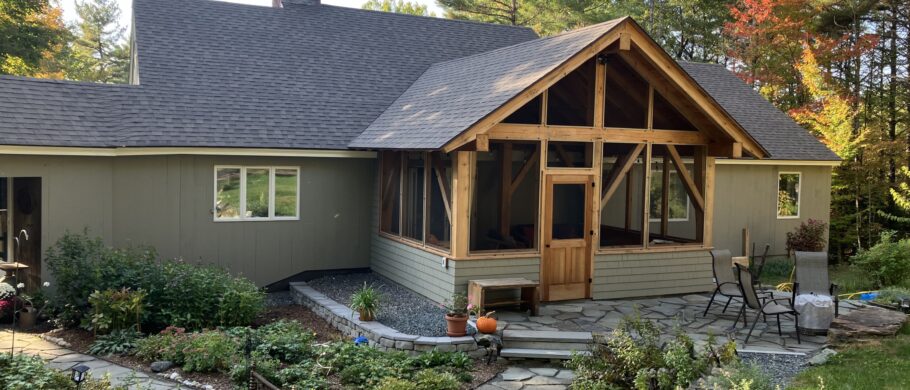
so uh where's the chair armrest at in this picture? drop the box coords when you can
[830,283,839,297]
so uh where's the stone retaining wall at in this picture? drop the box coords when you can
[290,282,480,355]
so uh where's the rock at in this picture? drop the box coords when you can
[150,361,174,373]
[828,307,907,344]
[168,372,181,381]
[501,367,534,381]
[808,348,838,366]
[529,367,559,376]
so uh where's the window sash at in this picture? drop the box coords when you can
[213,166,299,221]
[777,172,801,219]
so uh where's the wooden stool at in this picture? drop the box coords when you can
[468,278,539,316]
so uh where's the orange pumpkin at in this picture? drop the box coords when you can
[476,315,498,334]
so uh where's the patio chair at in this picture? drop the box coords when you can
[736,263,801,344]
[794,251,840,317]
[703,250,745,322]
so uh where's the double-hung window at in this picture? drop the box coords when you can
[214,166,299,221]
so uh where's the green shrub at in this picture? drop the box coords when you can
[0,353,120,390]
[46,231,265,331]
[566,315,736,390]
[702,361,774,390]
[412,369,460,389]
[786,219,828,253]
[87,329,143,356]
[852,231,910,288]
[88,288,145,333]
[136,326,188,363]
[179,330,240,373]
[875,287,910,305]
[376,377,418,390]
[254,320,316,363]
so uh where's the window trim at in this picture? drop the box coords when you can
[776,171,801,219]
[213,165,300,222]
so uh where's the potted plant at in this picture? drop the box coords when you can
[350,283,380,321]
[443,293,469,336]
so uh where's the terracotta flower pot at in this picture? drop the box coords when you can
[358,310,375,322]
[445,314,468,337]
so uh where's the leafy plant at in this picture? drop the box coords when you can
[46,231,264,331]
[0,352,118,389]
[442,293,468,317]
[254,320,317,362]
[87,329,143,356]
[874,287,910,305]
[87,288,145,334]
[852,231,910,288]
[701,361,774,390]
[135,326,188,362]
[179,330,240,373]
[786,219,828,253]
[350,283,381,320]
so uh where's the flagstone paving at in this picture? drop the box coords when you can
[0,329,178,389]
[479,364,575,390]
[496,293,873,354]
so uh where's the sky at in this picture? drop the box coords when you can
[59,0,444,29]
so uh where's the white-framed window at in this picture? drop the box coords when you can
[777,172,800,219]
[214,166,299,221]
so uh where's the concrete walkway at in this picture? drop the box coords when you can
[0,329,177,389]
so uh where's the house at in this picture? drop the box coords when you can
[0,0,838,302]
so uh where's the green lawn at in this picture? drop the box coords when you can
[757,257,878,295]
[789,325,910,390]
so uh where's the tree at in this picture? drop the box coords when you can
[0,0,69,77]
[362,0,435,16]
[437,0,593,35]
[68,0,130,83]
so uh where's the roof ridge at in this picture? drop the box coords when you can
[426,17,625,69]
[297,3,538,33]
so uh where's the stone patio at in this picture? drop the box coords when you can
[494,292,873,354]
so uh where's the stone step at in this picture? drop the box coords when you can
[499,347,589,360]
[503,340,591,351]
[502,330,594,343]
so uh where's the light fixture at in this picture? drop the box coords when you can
[71,364,90,387]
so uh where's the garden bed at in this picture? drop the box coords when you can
[307,272,448,337]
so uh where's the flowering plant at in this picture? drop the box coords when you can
[442,293,469,317]
[0,283,15,301]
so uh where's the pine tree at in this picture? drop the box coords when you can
[362,0,435,16]
[69,0,130,83]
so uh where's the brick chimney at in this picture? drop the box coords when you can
[273,0,321,7]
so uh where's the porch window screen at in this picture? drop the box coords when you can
[648,145,704,245]
[471,141,540,252]
[599,143,646,247]
[379,151,454,252]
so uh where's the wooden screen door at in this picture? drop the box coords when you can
[542,174,593,301]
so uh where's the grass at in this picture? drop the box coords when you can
[788,325,910,390]
[757,257,878,295]
[216,169,297,217]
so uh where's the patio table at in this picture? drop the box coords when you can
[795,293,835,335]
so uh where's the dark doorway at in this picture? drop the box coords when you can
[12,178,41,290]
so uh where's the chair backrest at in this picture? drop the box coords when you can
[752,243,771,278]
[710,249,736,285]
[735,264,763,310]
[795,251,830,295]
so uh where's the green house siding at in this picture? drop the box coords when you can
[1,153,375,287]
[713,164,833,257]
[593,250,714,299]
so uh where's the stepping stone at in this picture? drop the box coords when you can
[554,313,581,320]
[828,307,908,345]
[501,367,534,381]
[523,385,567,390]
[808,348,838,365]
[555,370,576,380]
[659,297,688,305]
[529,316,559,325]
[529,368,559,376]
[546,305,584,313]
[490,381,523,390]
[51,353,94,363]
[524,375,572,385]
[582,309,605,318]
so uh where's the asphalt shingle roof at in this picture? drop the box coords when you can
[679,62,839,161]
[349,19,624,149]
[0,0,837,161]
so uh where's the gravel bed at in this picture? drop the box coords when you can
[307,272,448,337]
[264,290,294,307]
[739,351,809,387]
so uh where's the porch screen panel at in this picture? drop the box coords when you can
[652,91,697,131]
[547,58,595,127]
[427,152,453,249]
[649,145,704,244]
[471,141,540,252]
[600,143,645,248]
[402,152,425,241]
[603,55,648,129]
[503,94,542,124]
[380,152,402,235]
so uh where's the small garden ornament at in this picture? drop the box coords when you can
[443,293,469,336]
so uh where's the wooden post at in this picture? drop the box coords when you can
[499,143,513,237]
[452,151,474,258]
[742,228,750,258]
[703,157,715,248]
[660,154,669,236]
[641,144,652,247]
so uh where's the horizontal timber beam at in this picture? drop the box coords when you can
[488,124,708,145]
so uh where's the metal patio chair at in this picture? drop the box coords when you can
[794,251,840,317]
[736,263,801,344]
[704,250,746,324]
